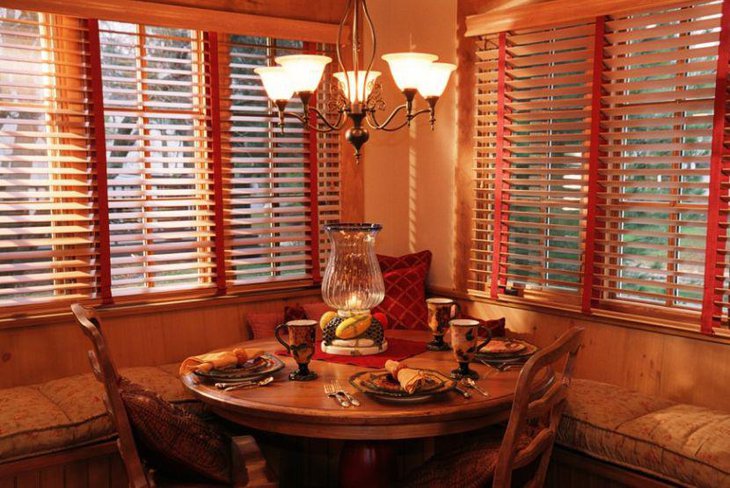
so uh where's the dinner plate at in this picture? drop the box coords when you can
[477,338,537,361]
[193,353,284,381]
[349,369,456,403]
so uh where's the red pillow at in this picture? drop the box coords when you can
[378,250,432,273]
[374,263,429,330]
[246,311,282,340]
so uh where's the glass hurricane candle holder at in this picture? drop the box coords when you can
[320,223,388,355]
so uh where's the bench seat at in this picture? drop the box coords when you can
[0,364,198,463]
[557,379,730,488]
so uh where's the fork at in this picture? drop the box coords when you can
[334,380,361,407]
[324,383,350,408]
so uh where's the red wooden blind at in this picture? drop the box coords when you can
[471,0,730,332]
[0,6,341,312]
[0,9,100,307]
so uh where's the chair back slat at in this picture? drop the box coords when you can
[71,304,151,488]
[492,327,584,488]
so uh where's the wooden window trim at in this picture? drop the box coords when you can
[7,0,340,44]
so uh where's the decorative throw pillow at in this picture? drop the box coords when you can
[246,311,282,340]
[374,263,429,330]
[284,304,307,322]
[377,250,432,274]
[118,378,231,484]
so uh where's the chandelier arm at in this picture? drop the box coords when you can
[371,108,433,132]
[281,109,344,133]
[365,104,408,130]
[361,0,377,100]
[337,0,354,103]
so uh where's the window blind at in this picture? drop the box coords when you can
[0,9,100,306]
[471,22,594,305]
[470,0,730,332]
[594,1,721,312]
[218,36,338,286]
[99,21,216,295]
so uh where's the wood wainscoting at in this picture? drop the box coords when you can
[458,297,730,412]
[0,288,322,389]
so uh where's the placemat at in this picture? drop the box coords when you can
[276,337,425,369]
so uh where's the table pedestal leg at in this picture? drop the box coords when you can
[339,441,396,488]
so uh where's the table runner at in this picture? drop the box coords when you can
[277,337,425,369]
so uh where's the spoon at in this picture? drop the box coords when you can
[220,376,274,392]
[463,377,490,397]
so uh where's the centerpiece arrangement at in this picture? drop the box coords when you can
[320,223,388,356]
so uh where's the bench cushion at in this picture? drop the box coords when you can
[558,379,730,488]
[0,364,197,463]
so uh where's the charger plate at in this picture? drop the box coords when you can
[193,353,284,382]
[349,369,456,403]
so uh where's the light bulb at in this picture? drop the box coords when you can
[417,62,456,98]
[254,66,294,101]
[333,70,381,104]
[381,52,438,92]
[275,54,332,93]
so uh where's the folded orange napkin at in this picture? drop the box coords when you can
[179,348,264,376]
[385,359,430,395]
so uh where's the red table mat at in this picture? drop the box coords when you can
[277,337,426,369]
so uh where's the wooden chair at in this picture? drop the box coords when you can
[71,303,276,488]
[407,327,585,488]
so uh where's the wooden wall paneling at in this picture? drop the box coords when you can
[462,299,729,411]
[659,334,730,408]
[103,313,166,369]
[5,0,341,43]
[464,0,692,36]
[86,456,111,488]
[37,465,63,488]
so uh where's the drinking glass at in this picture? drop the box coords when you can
[275,319,318,381]
[449,319,492,380]
[426,297,460,351]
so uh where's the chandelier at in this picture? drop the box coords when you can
[254,0,456,160]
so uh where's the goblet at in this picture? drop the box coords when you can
[426,297,460,351]
[449,318,492,380]
[275,319,318,381]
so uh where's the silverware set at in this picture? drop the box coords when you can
[477,357,525,372]
[324,381,361,408]
[214,375,274,392]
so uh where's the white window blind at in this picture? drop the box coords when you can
[99,21,216,295]
[0,9,100,306]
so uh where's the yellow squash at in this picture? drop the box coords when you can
[335,314,372,339]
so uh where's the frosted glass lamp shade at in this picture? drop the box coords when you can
[381,52,438,91]
[254,66,294,101]
[417,62,456,98]
[275,54,332,93]
[333,70,381,104]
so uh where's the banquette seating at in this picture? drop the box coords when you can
[1,307,729,487]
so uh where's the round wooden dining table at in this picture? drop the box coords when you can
[182,329,552,487]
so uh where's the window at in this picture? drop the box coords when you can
[0,7,340,312]
[470,0,728,333]
[100,21,215,295]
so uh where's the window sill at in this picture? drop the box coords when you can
[0,284,323,331]
[428,286,730,346]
